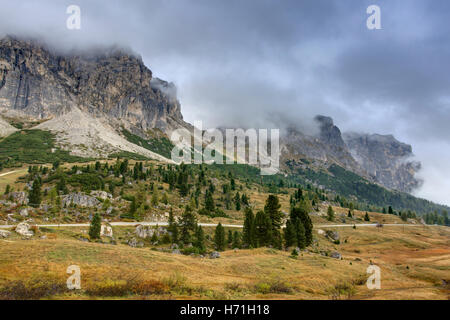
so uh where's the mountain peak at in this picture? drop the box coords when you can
[0,36,185,132]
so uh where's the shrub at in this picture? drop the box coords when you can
[85,279,129,297]
[255,282,271,294]
[328,281,356,300]
[254,279,292,294]
[181,246,201,255]
[0,277,66,300]
[85,276,169,297]
[131,280,168,295]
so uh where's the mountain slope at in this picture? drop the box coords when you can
[0,116,17,137]
[35,107,173,162]
[0,36,424,196]
[0,36,190,160]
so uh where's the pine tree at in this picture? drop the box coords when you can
[364,212,370,222]
[29,179,42,208]
[348,210,353,218]
[443,211,449,226]
[264,195,283,230]
[290,203,313,247]
[167,209,179,243]
[194,225,206,253]
[4,184,10,195]
[180,206,197,244]
[135,204,145,221]
[151,184,159,206]
[129,197,137,216]
[161,192,169,205]
[241,194,249,206]
[234,192,241,211]
[284,220,296,248]
[255,211,272,247]
[205,190,215,212]
[388,206,394,214]
[150,231,159,243]
[227,230,233,245]
[327,206,335,222]
[232,231,241,249]
[214,222,226,251]
[400,211,408,222]
[243,208,255,248]
[272,229,283,250]
[295,219,306,249]
[89,212,101,240]
[230,177,236,191]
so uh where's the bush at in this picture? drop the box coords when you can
[181,246,202,255]
[131,280,168,295]
[85,279,129,297]
[328,281,356,300]
[0,277,66,300]
[255,282,271,294]
[254,279,292,294]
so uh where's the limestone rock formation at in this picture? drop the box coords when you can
[15,222,33,237]
[61,192,100,208]
[0,36,189,159]
[8,192,28,205]
[343,132,422,193]
[281,115,422,193]
[0,116,17,137]
[0,229,11,238]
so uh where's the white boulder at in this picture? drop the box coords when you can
[15,222,34,237]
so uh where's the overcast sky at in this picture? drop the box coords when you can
[0,0,449,205]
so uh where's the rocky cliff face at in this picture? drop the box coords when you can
[343,132,422,193]
[281,116,422,193]
[0,36,187,134]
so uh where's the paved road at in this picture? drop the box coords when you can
[0,222,436,229]
[0,221,243,229]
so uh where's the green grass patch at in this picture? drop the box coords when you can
[122,129,174,159]
[0,130,90,167]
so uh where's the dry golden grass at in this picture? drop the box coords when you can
[0,224,448,300]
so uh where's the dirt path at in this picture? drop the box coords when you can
[0,169,26,177]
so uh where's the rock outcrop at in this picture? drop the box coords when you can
[15,222,33,237]
[0,116,17,137]
[0,36,186,131]
[135,225,167,239]
[100,224,113,238]
[0,36,190,159]
[281,116,422,193]
[343,133,422,193]
[8,192,28,205]
[61,192,100,208]
[0,230,11,238]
